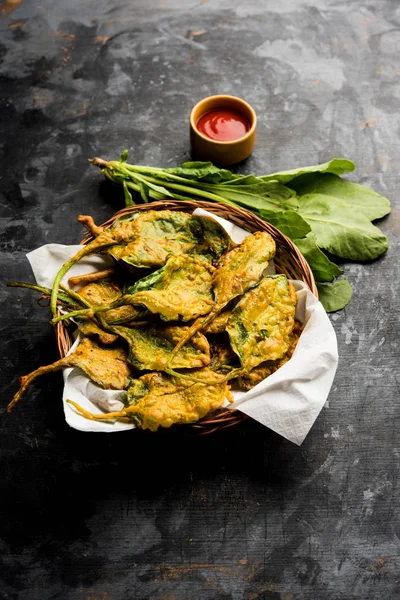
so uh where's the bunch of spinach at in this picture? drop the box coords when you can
[89,154,391,312]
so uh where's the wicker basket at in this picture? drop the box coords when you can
[56,200,317,434]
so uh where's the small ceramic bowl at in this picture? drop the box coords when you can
[190,95,257,167]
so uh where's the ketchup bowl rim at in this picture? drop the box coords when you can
[190,95,257,146]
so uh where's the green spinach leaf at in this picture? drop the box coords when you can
[289,173,391,221]
[298,193,389,260]
[317,279,353,312]
[202,182,298,212]
[258,209,311,240]
[165,161,238,183]
[293,233,342,282]
[260,158,355,184]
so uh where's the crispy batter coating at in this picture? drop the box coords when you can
[164,232,277,373]
[68,368,230,430]
[68,338,132,389]
[126,369,230,431]
[109,211,231,268]
[124,255,214,321]
[103,305,147,325]
[201,309,233,334]
[110,210,198,267]
[7,338,132,412]
[190,215,233,262]
[77,319,119,345]
[112,324,210,371]
[227,275,297,371]
[77,279,146,324]
[56,277,120,342]
[212,231,276,307]
[236,321,302,390]
[78,280,122,306]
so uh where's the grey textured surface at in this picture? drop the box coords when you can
[0,1,399,599]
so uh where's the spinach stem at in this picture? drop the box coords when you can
[105,163,239,207]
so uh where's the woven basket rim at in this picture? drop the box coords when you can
[57,199,317,434]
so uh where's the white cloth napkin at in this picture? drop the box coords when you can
[26,210,338,444]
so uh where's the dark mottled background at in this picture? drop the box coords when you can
[0,1,399,599]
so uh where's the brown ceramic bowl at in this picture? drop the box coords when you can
[190,95,257,167]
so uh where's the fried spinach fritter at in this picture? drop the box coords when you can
[235,321,302,390]
[189,215,233,262]
[226,275,297,372]
[201,309,233,334]
[125,369,230,430]
[111,324,210,371]
[11,208,305,431]
[212,231,276,307]
[165,231,277,375]
[77,279,122,306]
[77,319,119,345]
[68,369,231,431]
[77,280,147,325]
[109,211,231,268]
[109,210,199,267]
[122,255,214,321]
[8,338,132,412]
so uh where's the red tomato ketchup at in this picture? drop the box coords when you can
[196,108,250,142]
